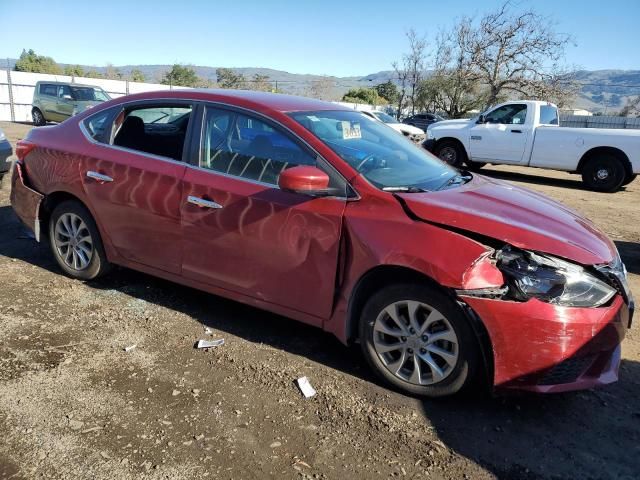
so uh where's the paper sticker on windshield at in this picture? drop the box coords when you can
[341,121,362,140]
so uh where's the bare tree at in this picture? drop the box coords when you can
[306,77,335,100]
[416,22,486,118]
[462,1,573,107]
[620,96,640,117]
[393,29,428,117]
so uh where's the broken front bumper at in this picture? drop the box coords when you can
[10,162,44,241]
[461,295,630,393]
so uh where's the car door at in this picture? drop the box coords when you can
[56,85,75,119]
[80,101,195,274]
[38,84,59,121]
[468,104,530,163]
[180,105,348,323]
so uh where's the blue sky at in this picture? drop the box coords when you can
[0,0,638,76]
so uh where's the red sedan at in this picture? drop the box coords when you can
[10,90,633,397]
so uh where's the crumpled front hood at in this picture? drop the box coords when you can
[397,174,616,266]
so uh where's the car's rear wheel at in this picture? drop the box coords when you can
[622,173,637,187]
[359,283,481,397]
[581,154,626,192]
[49,200,111,280]
[435,140,466,168]
[32,108,46,126]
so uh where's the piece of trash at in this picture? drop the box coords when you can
[124,344,137,352]
[196,339,224,349]
[204,327,213,335]
[295,376,316,398]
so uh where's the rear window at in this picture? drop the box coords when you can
[539,105,559,125]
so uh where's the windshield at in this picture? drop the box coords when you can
[372,111,397,124]
[290,110,460,191]
[70,87,110,102]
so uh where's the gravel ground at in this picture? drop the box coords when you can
[0,121,638,480]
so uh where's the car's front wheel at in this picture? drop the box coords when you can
[49,200,111,280]
[435,140,466,168]
[359,283,481,397]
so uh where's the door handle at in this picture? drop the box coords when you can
[187,195,223,209]
[510,129,523,133]
[86,171,113,182]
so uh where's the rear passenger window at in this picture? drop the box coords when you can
[539,105,559,125]
[200,107,316,186]
[83,109,113,141]
[112,105,193,161]
[40,84,57,96]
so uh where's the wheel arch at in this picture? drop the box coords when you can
[345,264,494,387]
[434,137,468,156]
[39,191,96,241]
[577,146,632,177]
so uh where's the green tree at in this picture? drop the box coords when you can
[216,68,246,89]
[342,88,381,105]
[14,49,61,74]
[63,64,85,77]
[161,64,201,87]
[249,73,272,92]
[85,70,104,79]
[105,63,123,80]
[129,69,146,82]
[374,81,398,104]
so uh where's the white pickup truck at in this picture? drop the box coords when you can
[424,100,639,192]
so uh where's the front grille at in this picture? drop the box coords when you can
[538,355,596,385]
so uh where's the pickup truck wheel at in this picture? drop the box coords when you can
[32,108,46,126]
[435,141,466,168]
[622,173,637,187]
[581,155,626,192]
[359,283,481,397]
[49,200,111,280]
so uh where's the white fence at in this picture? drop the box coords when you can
[559,114,640,130]
[0,69,191,122]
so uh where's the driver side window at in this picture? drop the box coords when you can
[484,104,528,125]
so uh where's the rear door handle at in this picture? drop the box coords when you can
[187,195,223,209]
[86,171,113,182]
[510,129,523,133]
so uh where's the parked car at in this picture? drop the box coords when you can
[11,90,633,397]
[424,100,639,192]
[32,81,111,126]
[0,127,12,179]
[361,110,425,142]
[403,112,444,131]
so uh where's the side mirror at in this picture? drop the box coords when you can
[476,114,485,124]
[62,94,73,101]
[278,166,330,196]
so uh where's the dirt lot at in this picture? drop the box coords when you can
[0,121,638,480]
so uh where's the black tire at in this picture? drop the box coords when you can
[48,200,111,280]
[581,154,626,192]
[359,283,481,397]
[435,140,466,168]
[32,108,46,126]
[622,173,637,187]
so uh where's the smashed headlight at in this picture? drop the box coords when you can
[496,247,616,307]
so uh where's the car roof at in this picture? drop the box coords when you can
[106,89,351,114]
[36,81,104,88]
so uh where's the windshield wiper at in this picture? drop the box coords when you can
[382,186,427,193]
[437,172,472,190]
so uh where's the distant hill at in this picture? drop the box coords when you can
[5,59,639,113]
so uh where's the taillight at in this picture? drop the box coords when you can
[16,140,37,161]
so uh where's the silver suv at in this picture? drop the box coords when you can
[32,81,111,125]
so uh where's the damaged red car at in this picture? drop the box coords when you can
[10,90,634,397]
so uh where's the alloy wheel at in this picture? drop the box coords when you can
[53,213,94,270]
[373,300,459,386]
